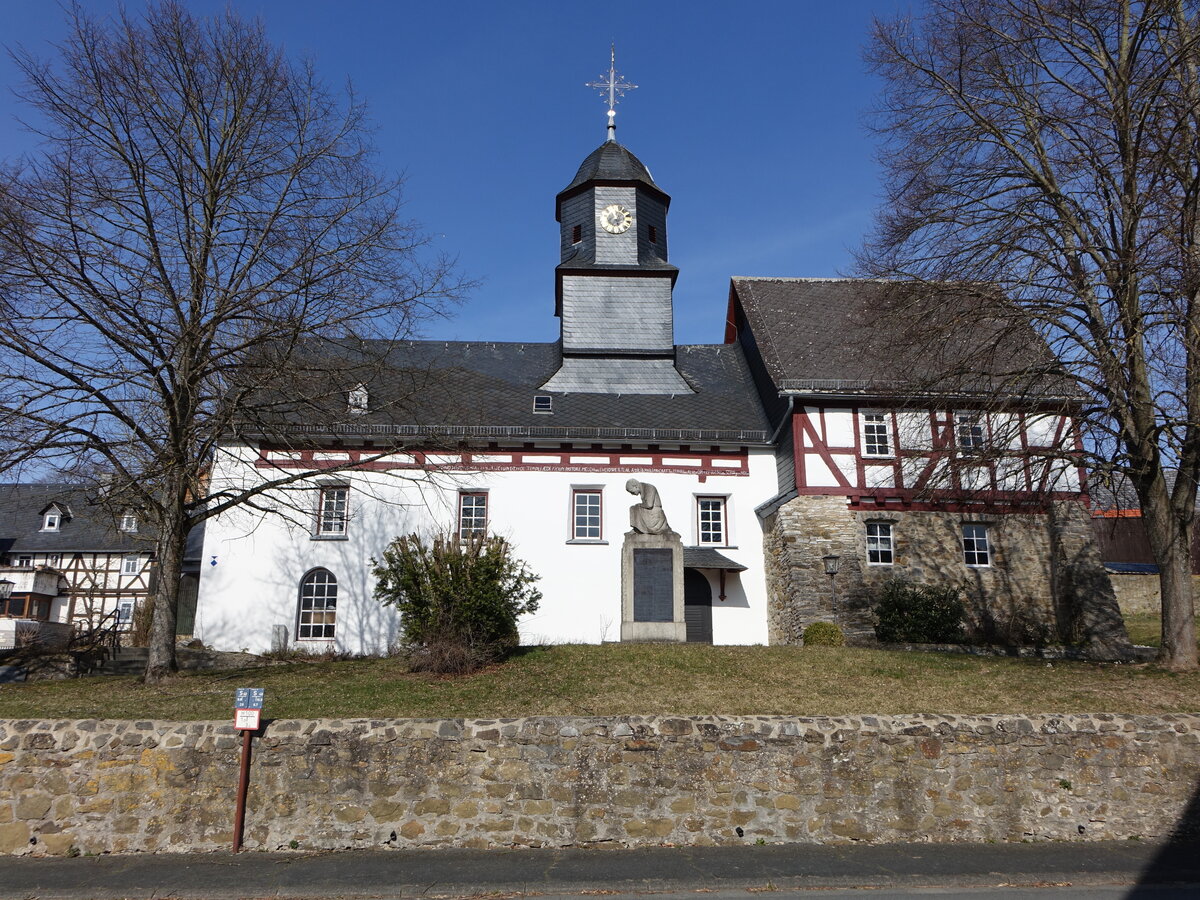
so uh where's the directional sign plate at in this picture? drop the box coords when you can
[234,688,264,710]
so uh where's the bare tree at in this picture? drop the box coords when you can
[0,2,462,681]
[861,0,1200,668]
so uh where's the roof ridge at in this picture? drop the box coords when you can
[730,276,894,284]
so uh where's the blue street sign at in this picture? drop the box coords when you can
[234,687,264,710]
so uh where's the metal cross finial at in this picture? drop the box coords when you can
[586,44,637,142]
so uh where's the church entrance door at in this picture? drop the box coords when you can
[683,568,713,643]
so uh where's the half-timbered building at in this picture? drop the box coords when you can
[0,483,156,629]
[729,278,1129,656]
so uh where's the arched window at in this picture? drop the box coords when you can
[298,568,337,640]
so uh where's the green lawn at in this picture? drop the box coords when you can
[2,643,1199,720]
[1124,611,1164,647]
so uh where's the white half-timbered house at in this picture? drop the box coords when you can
[0,483,157,630]
[728,278,1129,657]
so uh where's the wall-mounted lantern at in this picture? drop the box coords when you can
[821,554,841,615]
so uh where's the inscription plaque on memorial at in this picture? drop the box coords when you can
[633,548,674,622]
[621,529,685,642]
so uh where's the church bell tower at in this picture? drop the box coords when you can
[540,50,692,395]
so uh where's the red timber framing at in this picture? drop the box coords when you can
[255,444,751,480]
[792,405,1087,514]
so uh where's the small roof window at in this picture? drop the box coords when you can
[120,512,138,533]
[533,395,553,414]
[348,383,369,415]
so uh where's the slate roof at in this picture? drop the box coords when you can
[730,278,1076,401]
[681,548,747,571]
[254,340,771,444]
[561,140,662,196]
[0,484,155,554]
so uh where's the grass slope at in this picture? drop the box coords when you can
[2,643,1199,721]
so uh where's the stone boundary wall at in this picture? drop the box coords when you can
[1,714,1198,856]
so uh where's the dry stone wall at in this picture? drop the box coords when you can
[2,713,1198,855]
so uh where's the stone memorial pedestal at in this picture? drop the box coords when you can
[621,531,686,642]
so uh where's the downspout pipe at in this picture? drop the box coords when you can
[768,396,796,445]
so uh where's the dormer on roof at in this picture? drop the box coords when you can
[348,383,369,416]
[38,501,71,532]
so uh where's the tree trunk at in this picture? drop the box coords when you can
[1143,497,1199,670]
[1158,538,1198,670]
[144,506,187,683]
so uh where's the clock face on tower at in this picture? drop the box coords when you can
[599,204,633,234]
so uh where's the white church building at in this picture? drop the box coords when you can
[194,68,1129,658]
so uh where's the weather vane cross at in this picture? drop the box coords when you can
[587,44,637,141]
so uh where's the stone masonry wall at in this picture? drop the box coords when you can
[764,498,1130,658]
[1111,573,1164,616]
[1108,573,1200,617]
[2,714,1198,855]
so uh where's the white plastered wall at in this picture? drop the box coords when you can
[195,445,777,654]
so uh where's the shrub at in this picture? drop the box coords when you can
[873,580,966,644]
[130,599,154,646]
[372,532,542,674]
[802,621,845,646]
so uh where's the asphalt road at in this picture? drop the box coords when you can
[1,840,1199,899]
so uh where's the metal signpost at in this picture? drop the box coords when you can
[232,687,264,853]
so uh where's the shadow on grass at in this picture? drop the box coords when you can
[505,644,551,661]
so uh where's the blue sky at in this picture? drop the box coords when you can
[0,1,911,345]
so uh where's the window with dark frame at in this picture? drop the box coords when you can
[571,224,582,243]
[458,492,488,538]
[862,412,892,457]
[648,225,657,244]
[297,568,338,640]
[317,485,349,536]
[697,496,727,545]
[956,412,986,452]
[962,524,991,567]
[866,522,894,565]
[572,489,602,540]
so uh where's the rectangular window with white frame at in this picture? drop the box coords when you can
[571,488,603,541]
[956,412,986,452]
[861,411,893,457]
[316,484,349,536]
[866,522,894,565]
[121,554,140,575]
[41,512,60,532]
[696,496,728,546]
[458,491,488,538]
[117,600,135,625]
[962,524,991,567]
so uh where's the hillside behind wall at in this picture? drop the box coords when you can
[2,714,1199,855]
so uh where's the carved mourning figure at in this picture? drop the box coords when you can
[626,479,672,535]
